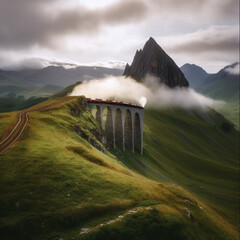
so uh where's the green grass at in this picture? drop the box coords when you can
[194,74,239,129]
[52,82,81,98]
[197,75,239,102]
[0,96,48,113]
[79,205,235,240]
[215,100,239,129]
[0,97,239,240]
[115,107,239,227]
[0,111,18,137]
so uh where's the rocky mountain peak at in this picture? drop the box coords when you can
[144,37,161,51]
[123,37,189,88]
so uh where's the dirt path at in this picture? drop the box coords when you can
[0,97,75,154]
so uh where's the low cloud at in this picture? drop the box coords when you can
[0,56,80,70]
[70,76,223,109]
[224,63,239,75]
[0,55,126,71]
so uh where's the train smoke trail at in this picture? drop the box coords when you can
[70,76,223,108]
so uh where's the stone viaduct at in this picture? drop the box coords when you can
[87,99,144,154]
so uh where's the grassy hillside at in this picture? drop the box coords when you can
[215,100,239,129]
[52,82,81,98]
[115,107,239,228]
[0,111,18,137]
[0,97,239,240]
[197,75,239,102]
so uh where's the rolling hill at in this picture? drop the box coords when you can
[0,97,239,240]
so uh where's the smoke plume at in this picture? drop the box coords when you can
[70,76,223,108]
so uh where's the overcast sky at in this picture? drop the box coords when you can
[0,0,239,72]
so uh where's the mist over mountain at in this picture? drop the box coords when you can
[123,37,189,88]
[181,62,239,128]
[196,62,239,102]
[181,62,239,101]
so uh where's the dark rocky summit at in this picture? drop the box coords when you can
[123,37,189,88]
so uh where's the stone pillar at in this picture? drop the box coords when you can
[115,108,123,150]
[88,104,93,113]
[140,111,144,155]
[134,112,141,153]
[96,105,103,128]
[122,110,125,151]
[131,110,135,153]
[112,108,116,149]
[105,107,114,148]
[124,109,133,152]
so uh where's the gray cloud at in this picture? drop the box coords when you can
[0,0,147,49]
[0,0,238,73]
[148,0,239,23]
[162,26,239,62]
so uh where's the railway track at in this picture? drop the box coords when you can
[0,97,75,154]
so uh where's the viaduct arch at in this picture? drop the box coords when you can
[87,99,144,154]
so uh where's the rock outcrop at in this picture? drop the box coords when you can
[123,37,189,88]
[69,97,107,153]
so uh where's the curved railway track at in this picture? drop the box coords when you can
[0,97,75,155]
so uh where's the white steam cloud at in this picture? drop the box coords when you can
[224,63,239,75]
[70,76,223,108]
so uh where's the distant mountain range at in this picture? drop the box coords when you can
[0,66,123,98]
[0,55,239,129]
[181,62,239,128]
[181,62,239,102]
[180,63,209,89]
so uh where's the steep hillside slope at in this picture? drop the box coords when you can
[0,97,239,240]
[114,107,239,226]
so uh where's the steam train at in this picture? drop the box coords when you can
[86,98,143,109]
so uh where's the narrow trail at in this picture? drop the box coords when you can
[0,97,75,154]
